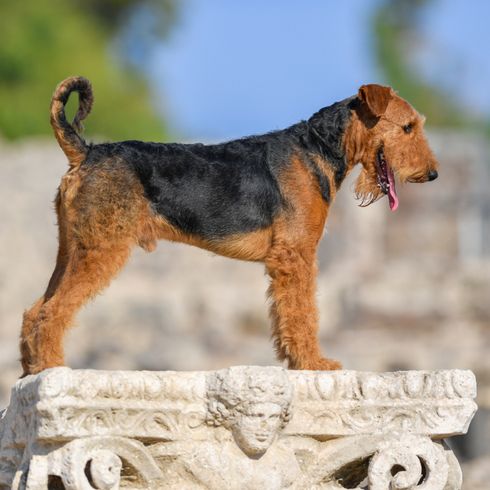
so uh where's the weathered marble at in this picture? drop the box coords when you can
[0,367,477,489]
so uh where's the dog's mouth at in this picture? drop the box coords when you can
[376,148,399,212]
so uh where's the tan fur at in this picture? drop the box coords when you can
[345,85,439,205]
[150,216,273,262]
[20,83,438,375]
[265,157,340,370]
[21,163,147,374]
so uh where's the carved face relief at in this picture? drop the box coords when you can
[206,366,293,457]
[231,402,283,457]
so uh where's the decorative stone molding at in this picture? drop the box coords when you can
[0,367,477,489]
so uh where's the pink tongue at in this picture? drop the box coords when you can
[387,167,399,211]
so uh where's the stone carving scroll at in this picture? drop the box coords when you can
[0,367,477,489]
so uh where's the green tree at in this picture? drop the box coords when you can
[373,0,481,130]
[0,0,178,141]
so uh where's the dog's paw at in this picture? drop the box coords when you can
[300,357,343,371]
[22,361,65,377]
[318,358,342,370]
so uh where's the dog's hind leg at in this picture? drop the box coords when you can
[20,245,69,376]
[20,298,46,376]
[20,191,72,376]
[24,240,132,375]
[20,162,152,375]
[265,241,341,371]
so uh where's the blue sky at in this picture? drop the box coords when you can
[419,0,490,118]
[148,0,490,141]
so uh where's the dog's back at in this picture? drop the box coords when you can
[84,138,284,239]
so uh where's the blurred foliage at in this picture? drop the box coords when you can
[74,0,177,35]
[0,0,178,141]
[373,0,483,132]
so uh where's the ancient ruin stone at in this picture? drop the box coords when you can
[0,367,477,489]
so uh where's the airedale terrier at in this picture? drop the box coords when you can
[20,77,438,375]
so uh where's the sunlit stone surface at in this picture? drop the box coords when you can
[0,367,477,489]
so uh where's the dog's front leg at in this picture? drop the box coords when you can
[265,242,341,370]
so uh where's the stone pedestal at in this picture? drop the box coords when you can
[0,367,477,489]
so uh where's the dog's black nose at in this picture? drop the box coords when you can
[427,170,438,181]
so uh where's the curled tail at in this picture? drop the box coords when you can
[50,76,93,168]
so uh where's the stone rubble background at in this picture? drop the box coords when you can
[1,132,489,480]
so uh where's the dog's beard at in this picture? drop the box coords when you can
[355,151,401,211]
[354,166,384,207]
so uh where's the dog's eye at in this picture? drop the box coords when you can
[403,123,413,134]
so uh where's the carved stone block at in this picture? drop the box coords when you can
[0,367,477,489]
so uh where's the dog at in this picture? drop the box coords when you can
[19,77,439,375]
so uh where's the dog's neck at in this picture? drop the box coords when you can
[341,99,374,171]
[292,96,356,188]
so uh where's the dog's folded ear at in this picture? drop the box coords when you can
[358,84,393,118]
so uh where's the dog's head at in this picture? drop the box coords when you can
[351,84,439,211]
